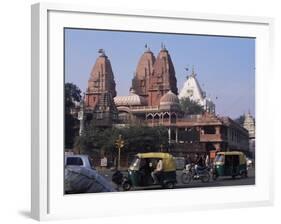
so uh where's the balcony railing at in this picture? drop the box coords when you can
[130,106,160,111]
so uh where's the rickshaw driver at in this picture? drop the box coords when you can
[151,159,163,184]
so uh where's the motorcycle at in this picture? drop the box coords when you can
[181,164,211,184]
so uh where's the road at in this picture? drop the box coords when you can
[98,167,255,191]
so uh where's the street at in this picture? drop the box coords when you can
[98,167,255,191]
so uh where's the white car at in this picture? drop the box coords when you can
[64,154,116,193]
[65,154,95,169]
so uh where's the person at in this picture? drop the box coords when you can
[151,159,163,184]
[185,154,192,166]
[205,154,210,168]
[139,159,150,185]
[194,154,205,177]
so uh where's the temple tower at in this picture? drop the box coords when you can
[131,46,155,101]
[243,112,255,138]
[85,49,117,109]
[243,112,255,158]
[92,91,118,127]
[148,45,178,106]
[179,67,215,114]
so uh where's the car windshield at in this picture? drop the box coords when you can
[66,157,83,166]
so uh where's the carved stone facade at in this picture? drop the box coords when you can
[131,46,178,106]
[148,47,178,106]
[132,48,155,101]
[90,91,118,127]
[85,50,116,109]
[243,112,255,158]
[179,67,215,113]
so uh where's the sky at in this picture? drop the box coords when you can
[65,28,255,119]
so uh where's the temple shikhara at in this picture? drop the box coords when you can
[78,45,252,161]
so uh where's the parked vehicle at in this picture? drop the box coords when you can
[112,152,177,191]
[65,166,116,193]
[181,164,210,184]
[64,154,116,193]
[212,151,248,180]
[65,154,95,169]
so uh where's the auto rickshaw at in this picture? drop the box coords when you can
[120,152,177,191]
[212,151,248,180]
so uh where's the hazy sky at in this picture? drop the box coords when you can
[65,28,255,119]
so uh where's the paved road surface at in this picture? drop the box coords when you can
[98,167,255,191]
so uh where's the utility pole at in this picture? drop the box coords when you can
[115,134,125,170]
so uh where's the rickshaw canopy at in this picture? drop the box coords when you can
[134,152,176,172]
[215,151,246,164]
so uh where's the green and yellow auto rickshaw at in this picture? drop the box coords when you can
[121,152,177,190]
[212,151,248,180]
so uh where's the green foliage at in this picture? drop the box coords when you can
[74,124,169,156]
[179,97,205,115]
[65,83,82,113]
[64,83,82,149]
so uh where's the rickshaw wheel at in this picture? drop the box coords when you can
[181,173,192,184]
[212,173,217,181]
[241,171,248,178]
[201,173,210,183]
[122,181,131,191]
[164,182,174,189]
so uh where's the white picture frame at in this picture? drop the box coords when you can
[31,2,274,221]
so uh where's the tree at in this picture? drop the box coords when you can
[179,97,205,115]
[65,83,82,149]
[74,124,169,157]
[65,83,82,113]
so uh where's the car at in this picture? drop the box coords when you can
[65,154,95,169]
[64,154,116,193]
[65,166,116,193]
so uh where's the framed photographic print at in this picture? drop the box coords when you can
[31,2,274,221]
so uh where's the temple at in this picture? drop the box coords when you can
[85,49,117,109]
[243,112,255,158]
[179,67,215,113]
[78,46,251,164]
